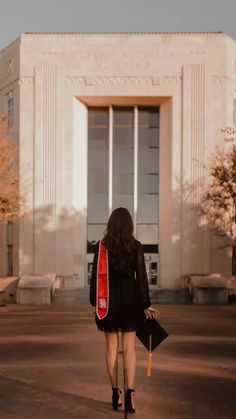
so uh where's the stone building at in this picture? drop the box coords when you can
[0,32,235,291]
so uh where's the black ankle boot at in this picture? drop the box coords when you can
[112,387,122,410]
[125,388,136,413]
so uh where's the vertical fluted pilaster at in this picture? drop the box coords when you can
[190,64,205,206]
[182,63,206,275]
[34,64,57,273]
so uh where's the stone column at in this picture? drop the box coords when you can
[181,64,209,276]
[34,64,61,274]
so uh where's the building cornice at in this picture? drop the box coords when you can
[2,74,236,91]
[64,75,182,86]
[25,31,224,35]
[211,75,236,85]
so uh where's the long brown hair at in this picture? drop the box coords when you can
[102,207,136,271]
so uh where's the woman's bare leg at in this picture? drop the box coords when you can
[104,332,119,387]
[121,331,136,389]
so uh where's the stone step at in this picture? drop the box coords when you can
[52,288,89,304]
[150,288,192,304]
[52,288,192,305]
[187,275,228,305]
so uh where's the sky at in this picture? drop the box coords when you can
[0,0,236,50]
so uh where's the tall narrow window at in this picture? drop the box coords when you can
[7,91,14,127]
[113,107,134,216]
[87,108,109,248]
[6,221,13,276]
[137,107,159,247]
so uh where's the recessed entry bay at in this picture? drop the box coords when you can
[87,105,159,285]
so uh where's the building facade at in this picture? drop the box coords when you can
[0,32,235,289]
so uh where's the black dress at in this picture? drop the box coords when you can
[89,238,151,332]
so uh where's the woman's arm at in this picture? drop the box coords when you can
[89,241,99,307]
[135,241,152,309]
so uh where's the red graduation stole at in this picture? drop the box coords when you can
[96,240,109,319]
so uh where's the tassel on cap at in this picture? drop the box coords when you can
[146,334,152,377]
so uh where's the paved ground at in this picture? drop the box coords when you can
[0,303,236,419]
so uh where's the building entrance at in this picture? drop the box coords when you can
[87,106,160,286]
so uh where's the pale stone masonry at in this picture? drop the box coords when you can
[0,32,235,289]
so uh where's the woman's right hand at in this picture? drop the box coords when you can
[144,306,160,320]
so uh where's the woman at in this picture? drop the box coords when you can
[89,207,159,413]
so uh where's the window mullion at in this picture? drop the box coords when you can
[134,106,138,236]
[108,106,113,215]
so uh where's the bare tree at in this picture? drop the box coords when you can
[0,115,24,221]
[200,128,236,275]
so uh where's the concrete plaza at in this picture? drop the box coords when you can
[0,303,235,419]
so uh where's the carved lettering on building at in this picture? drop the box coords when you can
[39,49,176,71]
[190,50,206,55]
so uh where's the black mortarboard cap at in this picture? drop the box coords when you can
[136,317,169,376]
[136,317,168,351]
